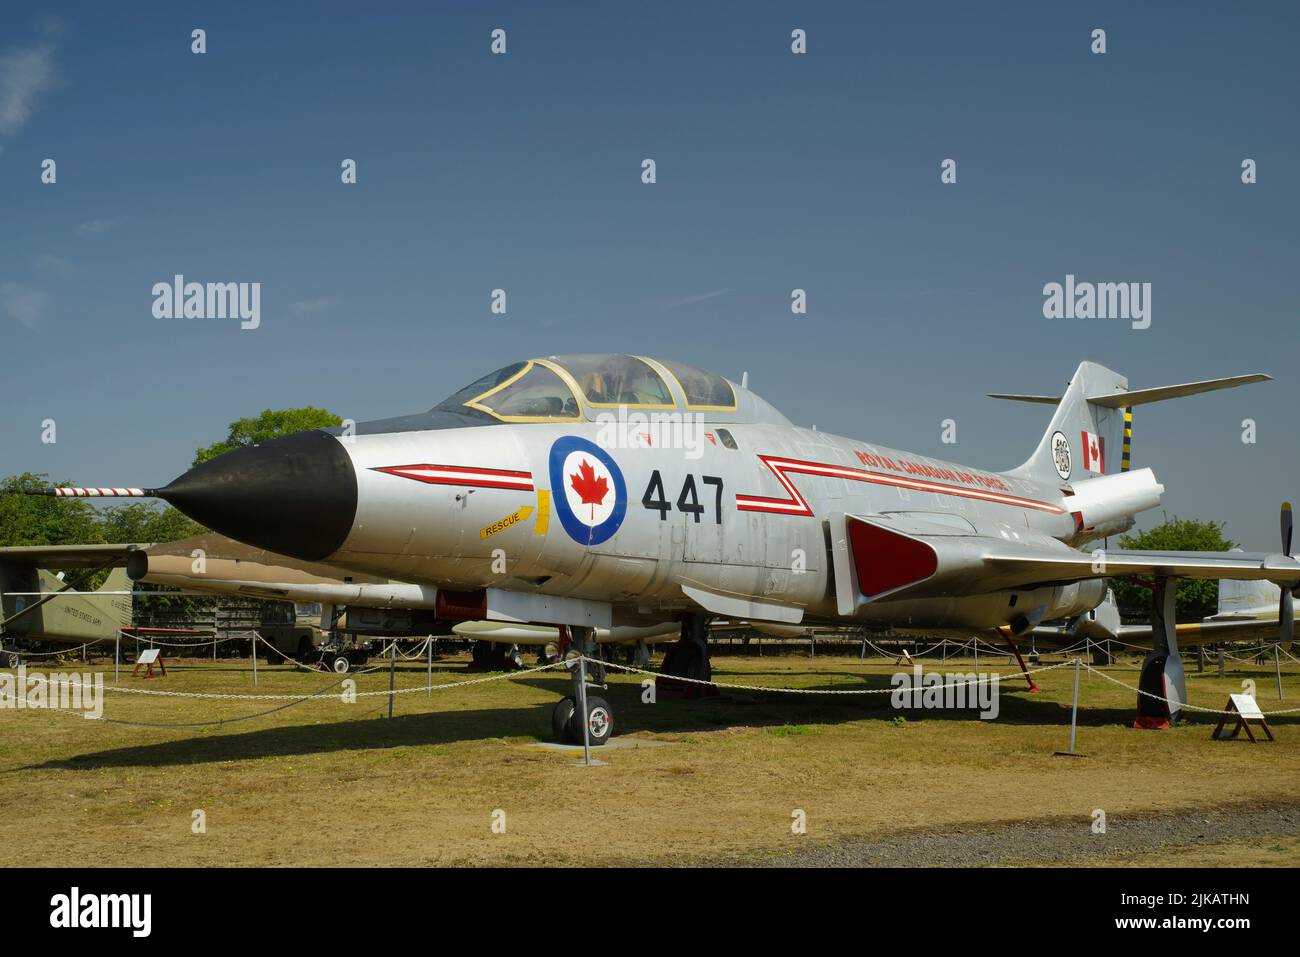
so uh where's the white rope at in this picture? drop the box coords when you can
[594,656,1074,694]
[1082,662,1300,716]
[0,640,99,659]
[98,658,569,701]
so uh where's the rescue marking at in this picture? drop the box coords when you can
[736,455,1066,517]
[371,464,534,491]
[480,506,534,539]
[534,489,551,535]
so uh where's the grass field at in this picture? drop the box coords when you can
[1,649,1297,866]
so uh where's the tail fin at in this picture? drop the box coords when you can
[993,362,1271,485]
[98,567,134,629]
[998,361,1128,484]
[1215,575,1279,618]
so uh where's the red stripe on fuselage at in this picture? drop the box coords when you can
[735,455,1064,517]
[372,464,535,491]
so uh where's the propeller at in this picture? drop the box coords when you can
[1281,502,1294,645]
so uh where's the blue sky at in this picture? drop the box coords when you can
[1,1,1296,549]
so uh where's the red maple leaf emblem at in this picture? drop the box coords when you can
[569,458,609,520]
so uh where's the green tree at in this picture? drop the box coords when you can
[0,473,108,589]
[193,407,343,466]
[0,473,106,548]
[99,501,205,543]
[1110,515,1236,622]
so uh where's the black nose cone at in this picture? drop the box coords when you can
[158,430,357,561]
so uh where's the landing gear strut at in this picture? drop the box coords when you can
[551,625,613,746]
[658,613,717,698]
[1135,576,1185,729]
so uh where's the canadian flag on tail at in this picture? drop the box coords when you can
[1081,430,1105,473]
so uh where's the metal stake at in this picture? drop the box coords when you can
[388,639,397,718]
[252,632,259,687]
[426,635,433,698]
[114,632,120,685]
[1275,645,1284,700]
[1067,657,1081,754]
[577,653,591,766]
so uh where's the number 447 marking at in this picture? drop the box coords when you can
[642,470,723,523]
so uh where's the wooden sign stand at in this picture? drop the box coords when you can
[132,647,167,679]
[1211,694,1273,742]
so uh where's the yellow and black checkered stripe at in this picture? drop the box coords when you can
[1121,406,1132,472]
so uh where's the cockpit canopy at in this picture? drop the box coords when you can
[338,354,789,438]
[435,354,740,423]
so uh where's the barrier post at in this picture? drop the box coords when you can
[577,654,591,766]
[1275,645,1284,700]
[1067,657,1081,753]
[114,632,120,685]
[426,636,433,698]
[1054,658,1085,757]
[252,633,259,687]
[387,639,397,719]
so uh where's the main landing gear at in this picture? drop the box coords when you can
[657,613,717,699]
[470,640,526,671]
[551,626,614,746]
[1135,576,1185,729]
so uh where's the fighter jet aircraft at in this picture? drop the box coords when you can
[21,355,1300,741]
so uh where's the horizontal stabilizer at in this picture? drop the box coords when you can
[1085,373,1271,408]
[987,393,1060,405]
[990,373,1270,408]
[0,543,144,568]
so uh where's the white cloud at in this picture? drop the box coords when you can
[34,254,76,278]
[290,297,339,317]
[1,281,49,328]
[662,289,729,310]
[0,44,56,136]
[76,218,115,236]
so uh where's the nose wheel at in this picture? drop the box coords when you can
[551,694,613,746]
[551,625,615,746]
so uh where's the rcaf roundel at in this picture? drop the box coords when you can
[548,436,627,545]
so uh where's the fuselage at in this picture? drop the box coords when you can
[328,422,1092,631]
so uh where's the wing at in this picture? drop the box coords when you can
[986,547,1300,586]
[1116,617,1295,647]
[838,512,1300,608]
[0,543,144,568]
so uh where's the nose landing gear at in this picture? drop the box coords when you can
[551,625,613,746]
